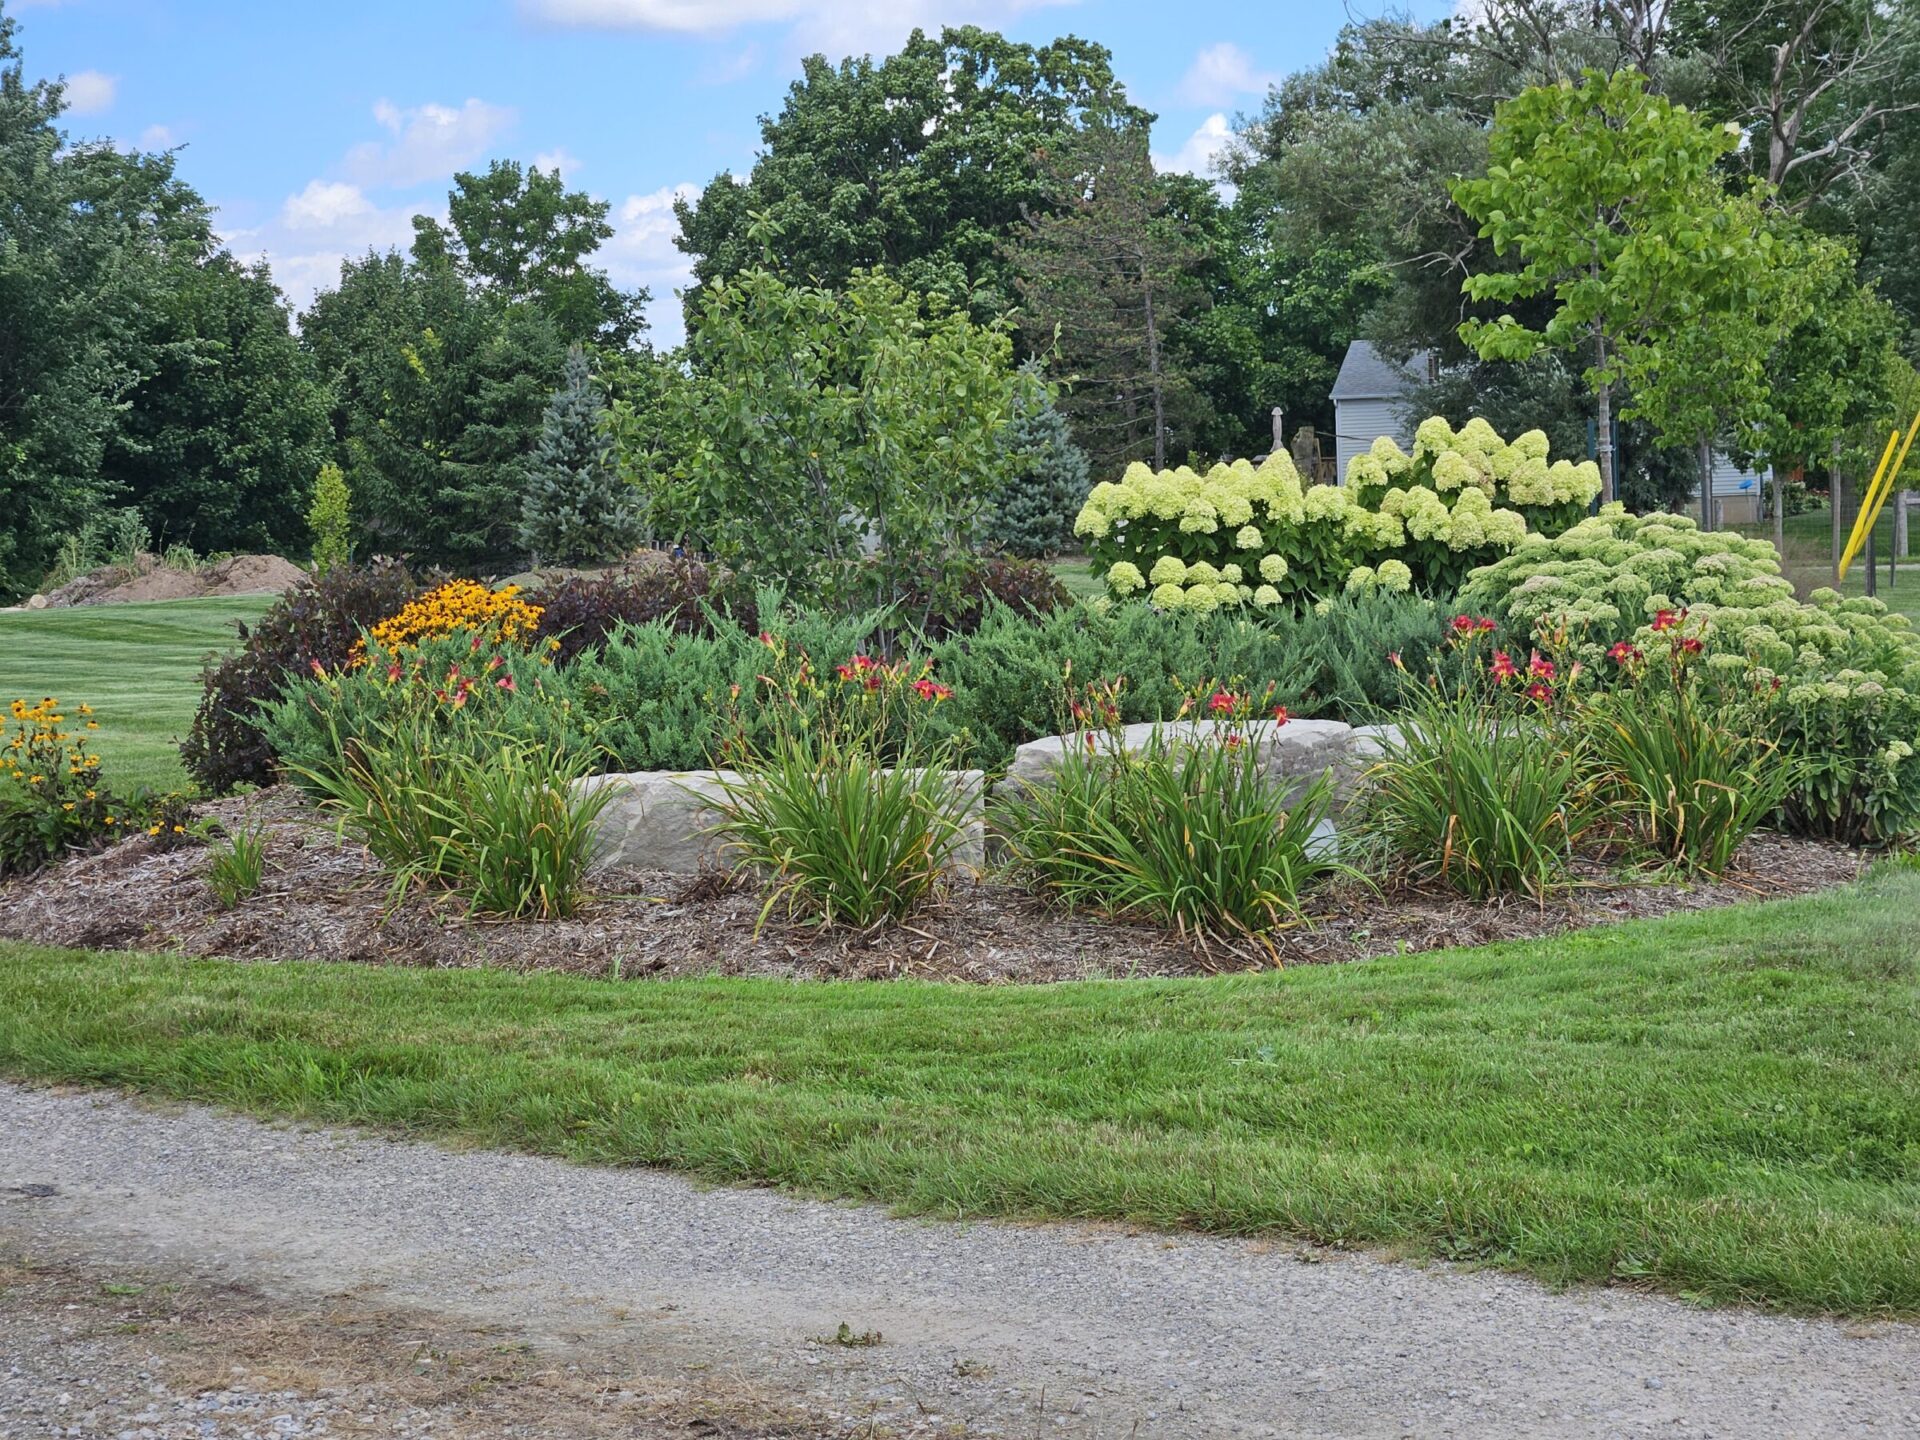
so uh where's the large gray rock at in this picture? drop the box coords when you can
[1005,717,1357,793]
[575,769,739,874]
[576,766,987,875]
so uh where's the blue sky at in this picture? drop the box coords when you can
[17,0,1449,343]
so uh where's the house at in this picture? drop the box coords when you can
[1328,340,1770,524]
[1330,342,1431,482]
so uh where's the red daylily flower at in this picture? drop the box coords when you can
[1490,650,1518,681]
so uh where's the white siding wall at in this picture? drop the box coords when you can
[1333,398,1411,483]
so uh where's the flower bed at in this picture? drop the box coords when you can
[0,784,1864,983]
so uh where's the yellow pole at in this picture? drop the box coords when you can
[1840,418,1919,578]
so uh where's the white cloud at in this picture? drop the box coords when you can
[1176,43,1275,107]
[522,0,1072,57]
[138,123,178,150]
[604,182,699,345]
[1154,112,1234,181]
[533,147,582,177]
[344,98,516,188]
[279,179,380,231]
[63,69,117,114]
[222,181,427,316]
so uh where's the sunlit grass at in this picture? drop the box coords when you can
[3,861,1916,1317]
[0,597,268,792]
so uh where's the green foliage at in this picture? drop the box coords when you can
[1458,509,1920,842]
[0,17,326,600]
[1586,626,1800,875]
[1358,652,1600,901]
[1452,70,1751,500]
[306,463,352,574]
[601,346,697,546]
[411,159,646,348]
[516,345,643,567]
[1005,115,1206,471]
[995,693,1349,953]
[709,645,976,929]
[183,558,437,794]
[988,364,1089,558]
[673,26,1142,326]
[287,673,614,920]
[108,253,332,555]
[203,820,267,908]
[680,266,1026,614]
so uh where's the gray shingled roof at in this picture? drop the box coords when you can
[1330,341,1430,402]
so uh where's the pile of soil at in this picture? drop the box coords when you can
[37,553,307,608]
[0,788,1869,983]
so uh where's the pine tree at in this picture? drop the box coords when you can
[991,364,1091,557]
[516,344,642,567]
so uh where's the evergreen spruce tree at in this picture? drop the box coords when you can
[517,344,643,566]
[990,363,1091,558]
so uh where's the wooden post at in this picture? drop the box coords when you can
[1271,407,1284,455]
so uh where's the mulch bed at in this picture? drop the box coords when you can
[0,787,1871,983]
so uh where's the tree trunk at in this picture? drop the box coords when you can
[1594,331,1616,506]
[1897,490,1911,560]
[1772,467,1788,560]
[1141,262,1166,472]
[1697,438,1714,531]
[1831,438,1845,586]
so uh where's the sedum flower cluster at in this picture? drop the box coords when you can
[1458,507,1920,842]
[1075,416,1586,611]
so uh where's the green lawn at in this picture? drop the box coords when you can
[3,861,1916,1316]
[0,596,267,792]
[1735,504,1920,625]
[1049,555,1104,602]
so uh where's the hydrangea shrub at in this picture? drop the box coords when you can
[1074,416,1600,608]
[1459,508,1920,842]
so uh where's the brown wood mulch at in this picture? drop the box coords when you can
[0,787,1870,984]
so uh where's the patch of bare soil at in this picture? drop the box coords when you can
[0,788,1870,982]
[40,553,306,607]
[0,1248,860,1438]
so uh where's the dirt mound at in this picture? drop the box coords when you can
[201,553,307,596]
[38,553,307,607]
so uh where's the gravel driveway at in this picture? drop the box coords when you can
[3,1080,1916,1438]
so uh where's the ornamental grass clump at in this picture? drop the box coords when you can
[286,657,613,919]
[994,679,1351,960]
[1585,611,1799,875]
[709,638,975,931]
[1357,622,1601,901]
